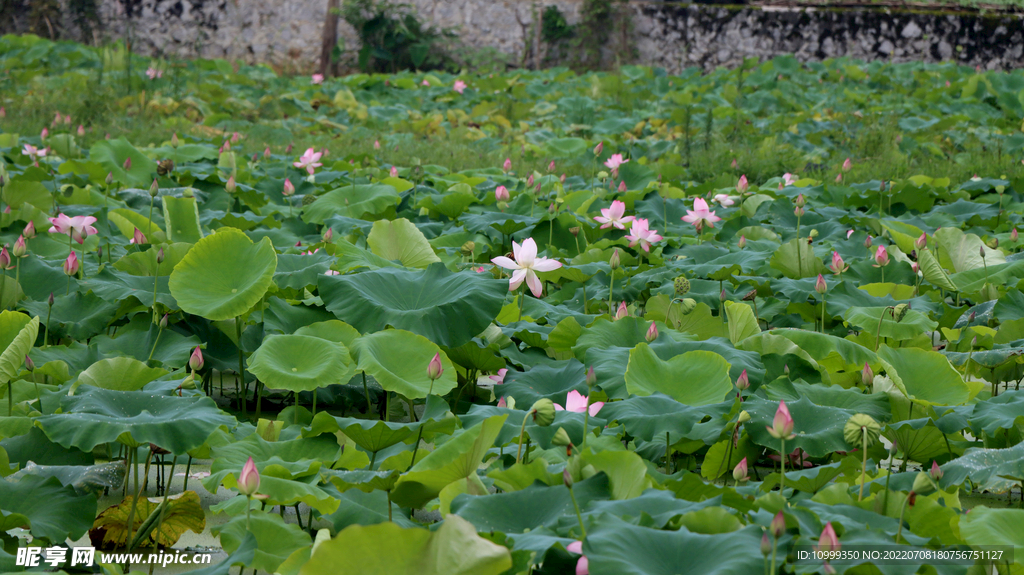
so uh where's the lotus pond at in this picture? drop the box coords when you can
[1,34,1024,575]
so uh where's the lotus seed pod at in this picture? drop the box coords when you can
[673,276,690,296]
[530,398,556,427]
[460,241,475,257]
[892,303,910,323]
[843,414,880,449]
[677,298,697,315]
[911,471,937,496]
[551,427,572,447]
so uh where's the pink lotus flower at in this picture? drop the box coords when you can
[842,158,852,172]
[818,523,840,553]
[730,158,738,169]
[770,511,786,538]
[130,227,147,245]
[624,218,662,253]
[491,238,562,297]
[62,250,79,276]
[293,147,323,175]
[0,248,9,270]
[864,234,874,248]
[594,200,635,230]
[615,301,628,320]
[593,142,603,156]
[453,80,467,94]
[604,154,628,170]
[40,127,48,139]
[503,158,512,173]
[617,180,627,193]
[566,541,588,575]
[323,228,333,243]
[12,236,26,258]
[846,230,855,240]
[733,457,749,482]
[1013,228,1019,242]
[23,221,36,239]
[283,178,295,196]
[427,353,444,380]
[829,251,848,275]
[421,79,430,86]
[237,456,260,496]
[682,198,722,229]
[496,397,507,408]
[146,67,163,80]
[373,140,381,150]
[713,194,736,207]
[862,363,873,386]
[390,166,399,178]
[873,245,890,267]
[22,144,45,159]
[77,125,85,136]
[555,390,603,416]
[495,186,510,202]
[737,235,746,249]
[189,346,204,371]
[48,214,98,244]
[548,160,556,172]
[311,74,324,85]
[736,369,749,390]
[489,368,508,384]
[645,321,658,342]
[783,173,797,186]
[736,175,749,193]
[930,460,943,481]
[766,400,795,439]
[815,274,827,294]
[915,233,927,250]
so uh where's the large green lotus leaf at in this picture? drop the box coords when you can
[844,307,937,341]
[79,267,177,309]
[169,228,277,321]
[917,249,957,291]
[724,301,760,344]
[599,394,733,444]
[952,260,1024,294]
[367,218,441,268]
[263,298,337,336]
[969,390,1024,436]
[584,519,765,575]
[70,357,168,395]
[20,292,117,341]
[218,510,312,573]
[769,238,825,279]
[760,329,877,376]
[293,319,361,347]
[90,137,158,187]
[247,334,354,392]
[581,449,652,500]
[624,344,732,406]
[273,252,334,290]
[459,212,534,236]
[452,475,611,533]
[305,412,413,453]
[877,345,971,406]
[350,330,457,399]
[302,184,401,224]
[742,395,864,458]
[391,415,506,508]
[324,489,418,532]
[8,461,125,497]
[959,506,1024,571]
[499,361,586,406]
[301,515,510,575]
[762,380,891,422]
[162,195,204,243]
[333,239,403,273]
[211,474,340,514]
[113,243,194,276]
[324,469,400,493]
[934,227,1005,273]
[15,254,81,300]
[441,339,505,372]
[319,263,506,348]
[209,433,342,479]
[939,441,1024,494]
[572,317,652,362]
[0,312,38,384]
[92,314,201,367]
[189,533,258,575]
[0,475,96,542]
[108,208,166,244]
[36,389,235,455]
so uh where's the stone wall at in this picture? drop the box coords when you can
[6,0,1024,72]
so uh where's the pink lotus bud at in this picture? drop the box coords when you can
[132,227,146,245]
[374,140,381,150]
[910,233,926,251]
[62,250,79,276]
[285,143,293,154]
[222,140,231,152]
[618,180,627,192]
[0,247,9,270]
[615,301,628,320]
[732,457,749,482]
[237,456,260,496]
[862,363,873,386]
[77,125,85,136]
[427,352,444,380]
[105,172,114,185]
[323,228,333,243]
[736,175,749,193]
[609,248,620,270]
[24,355,34,372]
[586,366,596,387]
[794,206,805,217]
[390,166,399,178]
[23,221,36,239]
[41,127,48,139]
[720,288,727,302]
[548,160,556,173]
[737,235,746,249]
[494,186,510,202]
[911,262,919,274]
[593,142,603,156]
[64,114,71,124]
[560,174,566,184]
[160,314,169,329]
[874,245,890,267]
[231,132,241,144]
[123,157,131,171]
[263,146,271,159]
[156,248,165,264]
[864,234,873,248]
[830,251,847,275]
[645,322,658,342]
[171,133,180,148]
[835,173,843,184]
[736,369,749,390]
[503,158,512,173]
[815,274,827,294]
[252,153,259,163]
[730,158,738,169]
[767,400,795,439]
[842,158,852,172]
[818,523,840,553]
[225,175,236,194]
[48,293,54,306]
[527,174,534,187]
[189,346,204,371]
[12,236,26,258]
[794,194,806,207]
[283,178,295,196]
[770,511,786,538]
[761,532,772,556]
[930,460,943,481]
[1013,228,1019,242]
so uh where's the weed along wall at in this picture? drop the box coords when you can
[7,0,1024,71]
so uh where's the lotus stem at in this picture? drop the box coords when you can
[43,298,53,349]
[311,389,317,418]
[665,432,671,471]
[386,490,393,522]
[568,484,586,538]
[859,427,868,501]
[147,322,164,363]
[896,495,910,543]
[236,317,246,416]
[361,371,371,413]
[874,306,894,352]
[7,382,12,416]
[779,438,786,495]
[151,274,160,325]
[245,495,252,531]
[183,455,193,492]
[607,273,614,316]
[820,293,826,333]
[515,413,530,463]
[770,536,779,575]
[125,447,153,564]
[13,258,19,307]
[518,288,526,322]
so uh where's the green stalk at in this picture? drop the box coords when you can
[820,292,826,333]
[896,496,910,542]
[147,322,164,362]
[236,317,246,416]
[518,288,526,322]
[779,438,786,495]
[607,273,614,315]
[43,299,53,349]
[515,413,530,463]
[125,448,153,561]
[568,485,587,538]
[859,427,868,501]
[770,536,779,575]
[246,495,252,531]
[362,371,371,412]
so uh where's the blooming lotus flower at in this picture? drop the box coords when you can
[783,173,797,186]
[22,144,45,159]
[873,245,890,267]
[427,353,444,381]
[189,346,204,371]
[829,251,848,275]
[489,368,508,384]
[818,523,840,553]
[555,389,603,416]
[645,321,658,342]
[283,178,295,196]
[130,228,147,245]
[733,457,749,482]
[682,198,722,229]
[594,200,635,230]
[615,301,628,320]
[604,154,627,170]
[62,250,79,276]
[767,400,795,439]
[237,456,260,496]
[311,73,324,85]
[293,147,323,175]
[737,175,749,193]
[624,218,663,253]
[566,541,588,575]
[713,194,735,207]
[491,238,562,297]
[49,214,98,244]
[453,80,467,93]
[494,186,510,202]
